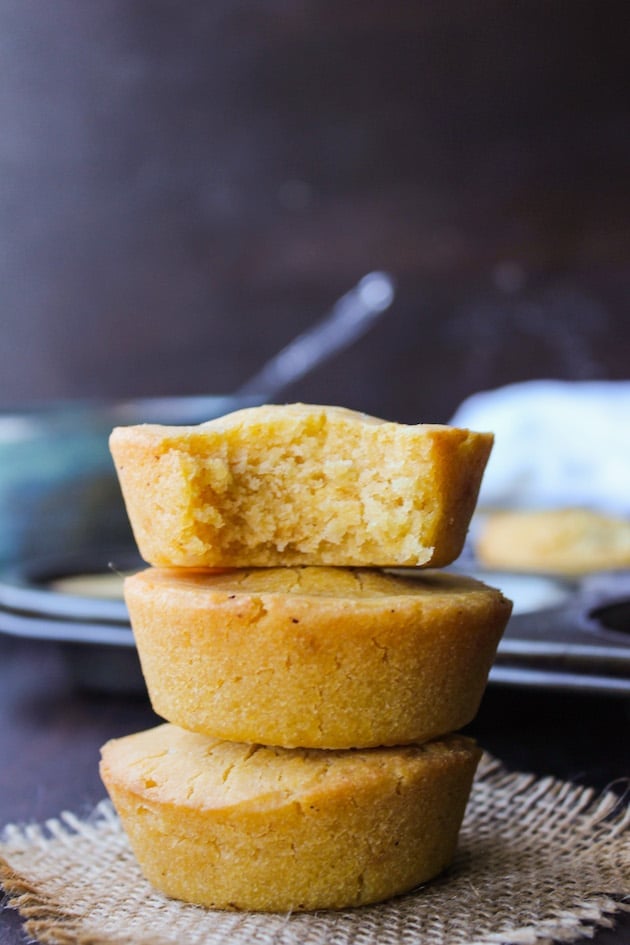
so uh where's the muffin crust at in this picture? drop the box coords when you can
[100,723,481,912]
[125,566,511,749]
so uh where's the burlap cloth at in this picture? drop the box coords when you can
[1,755,628,945]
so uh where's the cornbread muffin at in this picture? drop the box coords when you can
[125,566,511,749]
[475,508,630,575]
[110,404,493,568]
[100,723,481,912]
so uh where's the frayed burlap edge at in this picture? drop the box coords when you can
[0,861,161,945]
[1,755,629,945]
[0,851,178,945]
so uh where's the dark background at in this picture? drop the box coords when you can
[0,0,628,424]
[1,7,629,941]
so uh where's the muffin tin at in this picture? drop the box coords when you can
[1,550,629,696]
[1,393,629,696]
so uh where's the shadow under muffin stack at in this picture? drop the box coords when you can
[100,404,512,912]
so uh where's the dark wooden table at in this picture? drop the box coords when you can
[1,632,628,944]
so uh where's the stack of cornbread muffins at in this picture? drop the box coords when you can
[100,404,512,912]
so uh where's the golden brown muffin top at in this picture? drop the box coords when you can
[101,723,479,812]
[129,564,502,597]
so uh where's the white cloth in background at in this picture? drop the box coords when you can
[451,380,630,513]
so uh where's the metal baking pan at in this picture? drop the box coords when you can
[482,569,630,695]
[1,553,629,696]
[0,549,144,693]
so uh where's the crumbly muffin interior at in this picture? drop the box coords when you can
[110,404,492,566]
[178,417,437,562]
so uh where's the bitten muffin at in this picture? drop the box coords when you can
[475,507,630,575]
[125,566,511,749]
[100,723,481,912]
[110,403,493,568]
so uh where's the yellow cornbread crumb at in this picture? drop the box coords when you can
[110,403,493,568]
